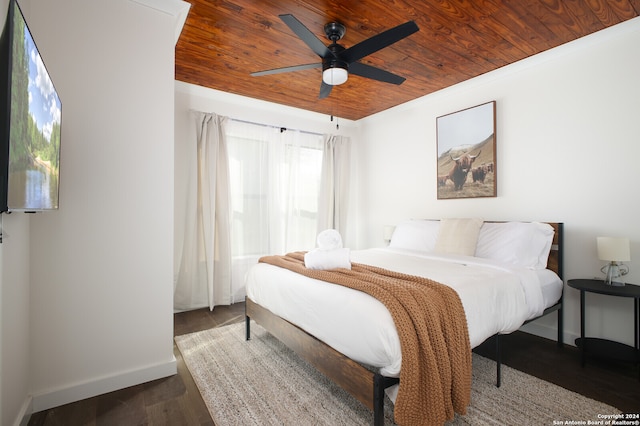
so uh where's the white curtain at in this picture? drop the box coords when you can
[226,121,324,300]
[278,128,324,253]
[174,112,232,311]
[317,134,351,239]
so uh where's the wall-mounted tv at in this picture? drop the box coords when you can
[0,0,62,213]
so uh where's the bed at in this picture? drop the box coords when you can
[245,219,564,425]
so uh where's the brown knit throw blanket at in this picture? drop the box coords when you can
[259,252,472,426]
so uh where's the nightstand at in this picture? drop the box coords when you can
[567,279,640,380]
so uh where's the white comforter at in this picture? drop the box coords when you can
[245,247,561,377]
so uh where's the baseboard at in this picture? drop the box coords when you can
[13,395,33,426]
[30,356,177,413]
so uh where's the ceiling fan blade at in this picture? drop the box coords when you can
[349,62,406,85]
[340,21,419,64]
[251,63,321,77]
[319,81,333,99]
[279,14,333,59]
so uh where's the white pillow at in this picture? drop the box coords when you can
[434,218,484,256]
[476,222,555,269]
[388,220,440,252]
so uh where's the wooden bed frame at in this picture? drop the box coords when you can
[245,222,564,425]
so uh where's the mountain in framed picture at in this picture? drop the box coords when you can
[436,101,496,200]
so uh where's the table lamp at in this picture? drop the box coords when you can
[597,237,630,286]
[383,225,395,243]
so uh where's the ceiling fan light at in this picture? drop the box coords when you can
[322,67,348,85]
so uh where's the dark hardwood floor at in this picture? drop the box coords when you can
[29,302,639,425]
[474,332,639,414]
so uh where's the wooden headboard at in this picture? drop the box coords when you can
[546,222,564,280]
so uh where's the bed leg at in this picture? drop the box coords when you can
[373,374,385,426]
[557,304,564,347]
[245,315,251,341]
[373,374,399,426]
[495,334,502,388]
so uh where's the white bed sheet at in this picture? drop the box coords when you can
[245,247,562,377]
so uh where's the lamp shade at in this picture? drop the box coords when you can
[322,67,348,85]
[597,237,630,262]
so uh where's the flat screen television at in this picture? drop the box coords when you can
[0,0,62,213]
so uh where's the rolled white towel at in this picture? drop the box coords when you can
[304,248,351,270]
[317,229,343,250]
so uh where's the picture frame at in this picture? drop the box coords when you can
[436,101,496,199]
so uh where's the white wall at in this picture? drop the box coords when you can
[0,213,31,426]
[359,17,640,346]
[1,0,180,424]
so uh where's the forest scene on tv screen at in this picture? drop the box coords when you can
[8,5,61,210]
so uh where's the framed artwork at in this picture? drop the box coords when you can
[436,101,496,199]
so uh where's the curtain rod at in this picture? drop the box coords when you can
[190,109,333,135]
[229,118,324,137]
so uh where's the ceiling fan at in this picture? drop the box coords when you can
[251,14,420,99]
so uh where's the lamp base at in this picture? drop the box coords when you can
[602,262,628,286]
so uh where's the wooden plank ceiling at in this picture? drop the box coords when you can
[175,0,639,121]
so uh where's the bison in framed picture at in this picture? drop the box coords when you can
[436,101,496,199]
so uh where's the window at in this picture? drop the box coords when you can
[226,121,324,258]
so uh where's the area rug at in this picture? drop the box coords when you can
[175,322,621,425]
